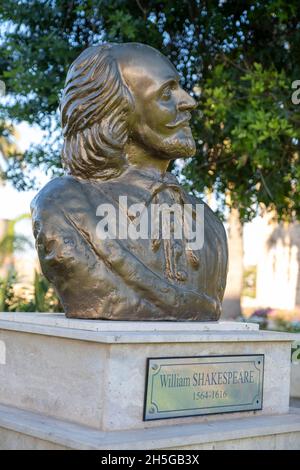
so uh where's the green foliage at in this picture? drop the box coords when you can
[0,269,63,312]
[33,269,62,312]
[242,266,256,298]
[185,63,300,220]
[0,0,300,220]
[0,214,32,266]
[0,268,16,311]
[274,318,300,333]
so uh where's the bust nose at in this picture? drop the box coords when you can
[178,90,197,112]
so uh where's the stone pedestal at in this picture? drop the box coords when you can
[0,312,299,449]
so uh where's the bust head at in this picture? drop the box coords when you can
[61,43,197,180]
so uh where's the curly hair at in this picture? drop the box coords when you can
[60,44,134,180]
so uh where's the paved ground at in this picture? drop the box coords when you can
[290,397,300,407]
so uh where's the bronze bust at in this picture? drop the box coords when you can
[31,43,228,321]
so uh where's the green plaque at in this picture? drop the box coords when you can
[144,355,264,421]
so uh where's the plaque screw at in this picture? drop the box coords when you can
[152,364,158,371]
[149,406,156,414]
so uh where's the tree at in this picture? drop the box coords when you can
[0,213,32,276]
[0,0,299,220]
[222,207,244,318]
[0,213,32,312]
[0,122,21,178]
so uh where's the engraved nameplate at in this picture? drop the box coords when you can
[144,355,264,421]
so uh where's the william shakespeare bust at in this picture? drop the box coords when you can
[31,43,228,321]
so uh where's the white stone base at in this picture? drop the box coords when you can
[0,312,299,449]
[0,403,300,450]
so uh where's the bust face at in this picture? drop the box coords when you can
[115,44,197,160]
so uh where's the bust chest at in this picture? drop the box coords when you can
[82,180,223,297]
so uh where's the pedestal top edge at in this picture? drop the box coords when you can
[0,312,298,343]
[0,311,259,332]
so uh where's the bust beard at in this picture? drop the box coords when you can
[132,125,197,160]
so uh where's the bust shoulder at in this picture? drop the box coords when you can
[32,175,116,224]
[31,176,85,214]
[185,192,226,227]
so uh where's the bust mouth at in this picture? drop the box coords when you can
[165,112,192,129]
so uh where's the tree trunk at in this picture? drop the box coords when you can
[222,207,244,319]
[0,218,16,277]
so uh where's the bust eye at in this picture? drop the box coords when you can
[160,87,172,101]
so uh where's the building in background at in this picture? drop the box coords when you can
[256,219,300,311]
